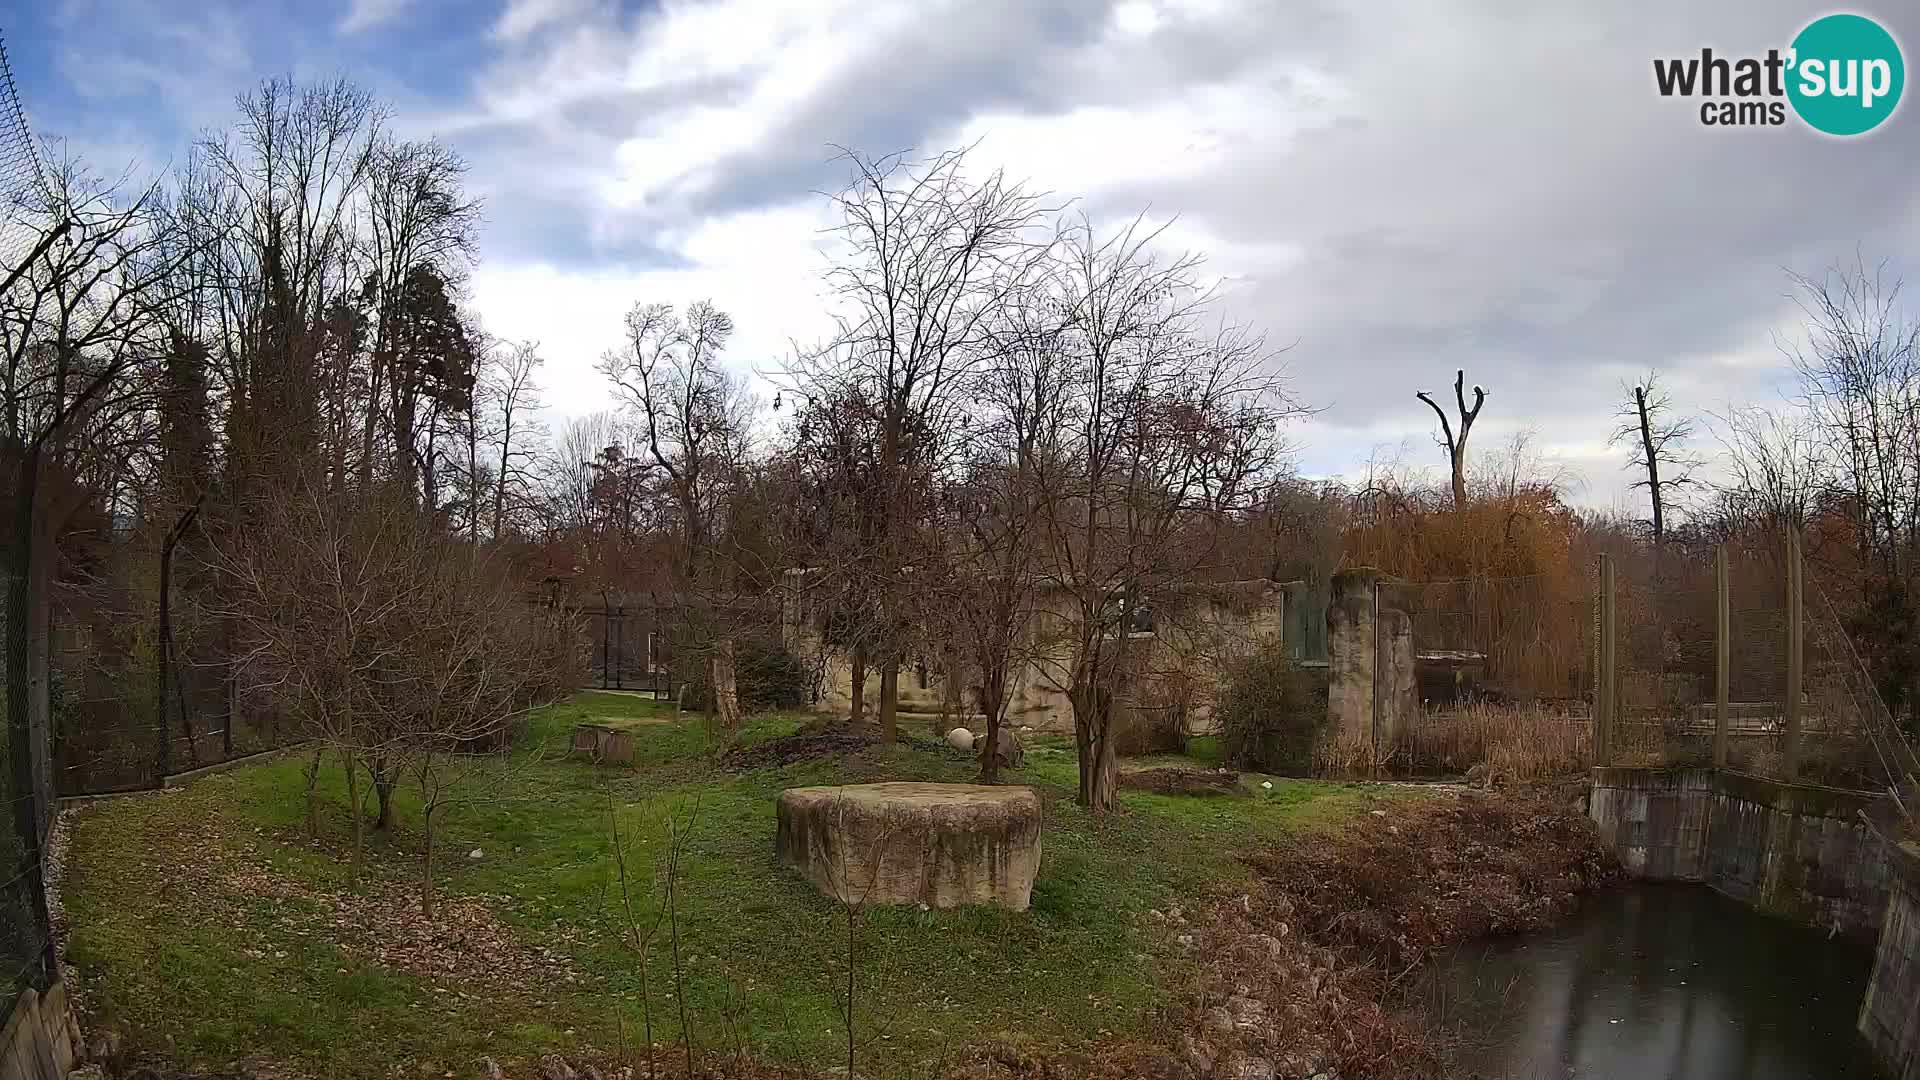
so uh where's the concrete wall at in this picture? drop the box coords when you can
[1861,810,1920,1080]
[781,573,1291,736]
[1324,568,1419,766]
[0,981,79,1080]
[1324,569,1380,750]
[1589,766,1889,938]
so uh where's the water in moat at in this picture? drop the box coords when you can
[1414,883,1882,1079]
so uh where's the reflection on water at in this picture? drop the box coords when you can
[1414,884,1881,1079]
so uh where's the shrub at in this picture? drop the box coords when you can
[1114,669,1196,756]
[1218,643,1325,775]
[680,637,808,714]
[520,606,588,708]
[736,638,807,713]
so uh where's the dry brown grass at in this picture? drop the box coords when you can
[1395,703,1593,781]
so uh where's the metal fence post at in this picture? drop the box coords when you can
[1784,528,1804,779]
[1596,554,1616,767]
[1715,544,1731,768]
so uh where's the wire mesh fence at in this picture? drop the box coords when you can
[0,25,57,1027]
[49,638,292,796]
[1603,535,1901,790]
[0,30,49,280]
[1368,537,1916,793]
[1376,574,1594,778]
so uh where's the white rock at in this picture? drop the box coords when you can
[946,727,976,751]
[468,848,485,860]
[1260,780,1273,790]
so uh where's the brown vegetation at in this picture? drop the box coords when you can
[948,787,1618,1080]
[1117,767,1242,797]
[1395,704,1591,782]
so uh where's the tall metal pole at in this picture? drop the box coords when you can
[1784,528,1804,779]
[1714,544,1731,768]
[1597,554,1616,767]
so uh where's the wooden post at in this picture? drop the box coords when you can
[1596,554,1616,767]
[1784,528,1804,779]
[1714,544,1731,768]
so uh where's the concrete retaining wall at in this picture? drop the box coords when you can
[1861,810,1920,1080]
[1588,766,1889,937]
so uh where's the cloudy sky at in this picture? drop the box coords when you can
[9,0,1919,510]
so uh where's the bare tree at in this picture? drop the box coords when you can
[210,482,497,877]
[1710,402,1821,534]
[785,146,1058,741]
[1609,373,1698,548]
[599,301,754,728]
[1033,217,1299,810]
[4,151,188,828]
[1779,261,1920,715]
[1416,368,1487,508]
[942,279,1071,781]
[400,551,542,915]
[484,339,546,542]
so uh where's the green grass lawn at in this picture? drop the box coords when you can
[61,692,1385,1079]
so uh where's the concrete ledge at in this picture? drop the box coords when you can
[161,742,312,787]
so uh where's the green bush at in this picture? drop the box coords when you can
[1218,644,1325,775]
[680,638,808,714]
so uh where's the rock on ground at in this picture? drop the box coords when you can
[775,782,1042,911]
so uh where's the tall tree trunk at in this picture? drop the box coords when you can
[1071,681,1117,811]
[709,639,742,730]
[1635,385,1665,549]
[303,747,324,840]
[978,666,1006,784]
[878,663,898,743]
[345,746,364,883]
[23,481,56,826]
[370,755,397,831]
[3,459,56,980]
[848,643,868,727]
[7,453,47,834]
[421,803,436,918]
[156,533,175,781]
[939,652,961,739]
[157,500,204,777]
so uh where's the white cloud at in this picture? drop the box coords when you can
[414,0,1920,509]
[338,0,410,34]
[470,201,839,419]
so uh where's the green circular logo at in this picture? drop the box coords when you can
[1787,14,1905,136]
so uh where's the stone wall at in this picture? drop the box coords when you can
[1588,766,1889,937]
[1861,808,1920,1080]
[0,980,80,1080]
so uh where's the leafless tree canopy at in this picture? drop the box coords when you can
[1416,368,1486,508]
[1609,372,1700,547]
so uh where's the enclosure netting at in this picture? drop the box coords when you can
[0,26,59,1023]
[1374,574,1594,776]
[1374,540,1915,792]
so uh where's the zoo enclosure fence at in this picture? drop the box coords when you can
[1376,535,1916,793]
